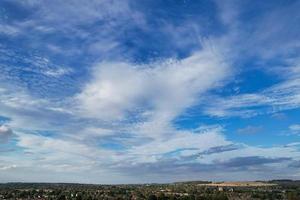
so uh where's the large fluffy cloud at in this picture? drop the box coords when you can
[76,47,229,123]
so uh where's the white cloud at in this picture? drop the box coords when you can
[215,0,300,60]
[0,125,14,143]
[15,132,119,172]
[127,127,230,162]
[204,59,300,117]
[289,124,300,135]
[0,85,73,132]
[0,165,17,171]
[237,126,262,134]
[1,0,300,183]
[0,24,20,36]
[196,145,300,165]
[76,46,229,125]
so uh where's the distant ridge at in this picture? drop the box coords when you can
[0,179,299,186]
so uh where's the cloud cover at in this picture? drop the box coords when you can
[0,0,300,183]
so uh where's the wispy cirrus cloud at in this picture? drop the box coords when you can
[204,59,300,117]
[289,124,300,135]
[237,126,263,135]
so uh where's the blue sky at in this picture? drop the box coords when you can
[0,0,300,183]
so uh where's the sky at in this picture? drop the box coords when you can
[0,0,300,184]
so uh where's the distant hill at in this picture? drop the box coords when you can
[0,179,299,187]
[197,181,277,187]
[269,179,300,186]
[173,180,212,184]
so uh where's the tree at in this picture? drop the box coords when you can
[148,194,158,200]
[157,192,167,200]
[57,194,66,200]
[287,191,298,200]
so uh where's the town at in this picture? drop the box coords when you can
[0,180,299,200]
